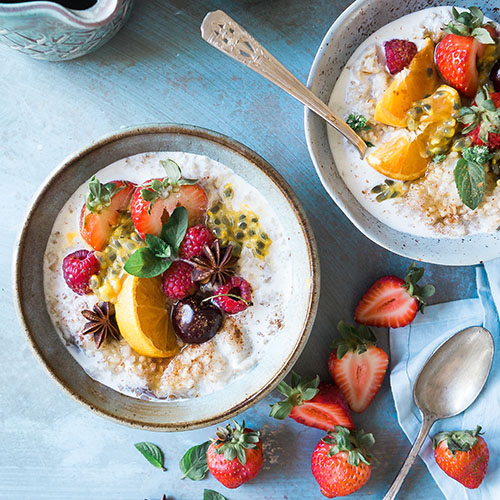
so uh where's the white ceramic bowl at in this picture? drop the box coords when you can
[305,0,500,266]
[13,124,319,430]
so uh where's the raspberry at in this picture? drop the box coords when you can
[214,276,252,314]
[384,39,417,75]
[62,249,100,295]
[179,224,215,259]
[162,261,198,300]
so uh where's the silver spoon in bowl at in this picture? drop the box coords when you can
[200,10,368,158]
[383,326,494,500]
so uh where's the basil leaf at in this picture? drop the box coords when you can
[145,234,172,259]
[161,206,188,253]
[454,158,485,210]
[124,248,172,278]
[179,440,211,480]
[203,489,228,500]
[160,159,182,183]
[134,442,166,470]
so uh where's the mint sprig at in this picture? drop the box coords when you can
[134,441,166,470]
[124,206,188,278]
[179,440,211,480]
[454,146,492,210]
[203,490,228,500]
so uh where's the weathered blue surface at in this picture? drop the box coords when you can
[0,1,476,499]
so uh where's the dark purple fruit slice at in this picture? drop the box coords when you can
[171,296,223,344]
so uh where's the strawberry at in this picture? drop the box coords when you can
[270,372,353,431]
[354,262,435,328]
[436,7,496,98]
[383,39,417,75]
[130,159,208,238]
[328,321,388,413]
[433,426,489,489]
[460,87,500,150]
[435,34,485,98]
[206,420,263,489]
[79,177,136,251]
[311,426,375,498]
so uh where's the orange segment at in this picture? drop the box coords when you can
[374,38,438,127]
[366,131,429,181]
[115,274,178,358]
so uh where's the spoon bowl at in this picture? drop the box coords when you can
[383,326,494,499]
[414,326,494,418]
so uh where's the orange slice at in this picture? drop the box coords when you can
[115,274,178,358]
[366,131,429,181]
[374,38,438,127]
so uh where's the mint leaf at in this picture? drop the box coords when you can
[124,247,172,278]
[454,157,485,210]
[346,113,371,132]
[134,442,166,471]
[145,234,172,259]
[432,154,446,163]
[203,489,228,500]
[179,441,211,480]
[161,206,188,255]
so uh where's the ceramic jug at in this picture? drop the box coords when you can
[0,0,133,61]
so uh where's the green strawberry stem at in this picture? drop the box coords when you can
[269,372,320,420]
[213,420,260,465]
[433,425,483,455]
[322,426,375,466]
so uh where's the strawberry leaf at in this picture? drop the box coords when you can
[134,442,166,471]
[179,440,211,481]
[332,321,377,357]
[403,262,435,312]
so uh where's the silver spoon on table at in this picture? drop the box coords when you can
[200,10,368,158]
[383,326,494,500]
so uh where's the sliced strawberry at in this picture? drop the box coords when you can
[270,373,353,431]
[79,178,135,251]
[328,322,389,413]
[435,34,485,98]
[130,160,208,238]
[354,263,435,328]
[384,39,417,75]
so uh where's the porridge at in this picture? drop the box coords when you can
[328,6,500,238]
[44,152,291,400]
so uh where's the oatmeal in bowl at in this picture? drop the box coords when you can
[328,5,500,238]
[15,125,318,429]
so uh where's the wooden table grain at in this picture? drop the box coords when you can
[0,1,476,499]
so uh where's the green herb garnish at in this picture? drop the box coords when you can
[134,441,166,470]
[454,145,492,210]
[203,490,228,500]
[346,113,371,132]
[124,206,188,278]
[179,441,211,481]
[432,153,447,163]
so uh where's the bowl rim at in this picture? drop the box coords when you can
[304,0,500,266]
[12,123,320,431]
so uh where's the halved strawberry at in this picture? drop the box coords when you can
[79,177,135,251]
[435,35,484,98]
[328,322,389,413]
[435,7,496,98]
[270,372,353,431]
[130,159,208,238]
[354,263,435,328]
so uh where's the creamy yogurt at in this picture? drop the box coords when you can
[43,152,291,400]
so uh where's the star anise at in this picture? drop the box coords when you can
[81,301,120,349]
[191,239,238,287]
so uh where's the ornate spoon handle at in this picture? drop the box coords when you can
[200,10,367,158]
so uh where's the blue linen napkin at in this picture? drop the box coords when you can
[390,263,500,499]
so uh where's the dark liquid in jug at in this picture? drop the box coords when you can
[2,0,97,9]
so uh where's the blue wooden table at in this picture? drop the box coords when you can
[0,1,477,498]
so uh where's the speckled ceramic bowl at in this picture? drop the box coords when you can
[13,124,319,431]
[305,0,499,266]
